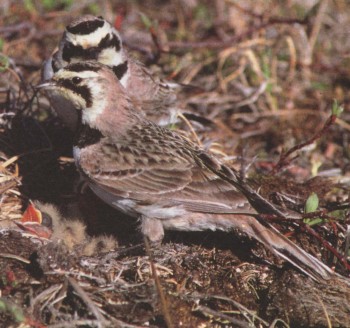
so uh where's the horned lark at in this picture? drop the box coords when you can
[37,61,332,280]
[42,15,184,130]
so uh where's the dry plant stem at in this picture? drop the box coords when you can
[67,277,106,327]
[0,180,18,194]
[260,211,350,270]
[299,221,350,272]
[261,211,350,272]
[99,244,144,264]
[149,26,162,64]
[193,305,249,327]
[47,320,105,328]
[214,0,229,40]
[188,293,268,326]
[30,284,63,314]
[227,1,305,24]
[177,113,202,146]
[272,113,337,174]
[46,271,106,285]
[165,13,306,50]
[0,22,33,35]
[47,320,145,328]
[0,253,30,264]
[315,294,332,328]
[308,0,329,55]
[144,237,173,328]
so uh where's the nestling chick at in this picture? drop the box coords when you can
[17,201,117,256]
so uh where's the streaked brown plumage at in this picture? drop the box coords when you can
[38,61,333,280]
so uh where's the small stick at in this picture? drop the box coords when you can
[144,237,173,328]
[67,277,106,328]
[0,253,30,264]
[272,113,337,174]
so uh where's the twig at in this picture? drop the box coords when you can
[47,320,103,328]
[45,270,106,285]
[177,112,202,146]
[188,293,268,326]
[0,180,18,194]
[144,237,173,328]
[149,26,162,64]
[233,80,268,109]
[300,220,350,272]
[0,22,33,35]
[0,253,30,264]
[30,284,63,313]
[315,294,332,328]
[47,319,146,328]
[272,112,337,174]
[308,0,329,55]
[165,15,307,50]
[261,210,350,272]
[67,277,106,328]
[192,305,249,327]
[99,243,144,264]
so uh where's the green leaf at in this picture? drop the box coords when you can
[24,0,35,12]
[0,54,9,72]
[0,299,6,312]
[305,192,319,213]
[88,2,100,15]
[139,13,153,29]
[42,0,55,10]
[332,99,343,117]
[11,305,25,323]
[304,218,323,226]
[41,0,73,10]
[310,81,329,91]
[0,298,25,323]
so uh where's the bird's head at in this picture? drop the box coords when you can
[37,61,140,132]
[15,202,53,239]
[60,15,124,67]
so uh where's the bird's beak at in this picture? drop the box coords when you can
[15,203,52,239]
[35,81,56,90]
[21,203,43,223]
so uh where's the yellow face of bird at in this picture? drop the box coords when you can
[43,65,102,109]
[38,61,122,128]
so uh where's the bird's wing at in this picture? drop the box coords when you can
[128,58,177,105]
[78,137,254,215]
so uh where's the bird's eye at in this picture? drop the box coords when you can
[41,212,53,229]
[72,77,82,84]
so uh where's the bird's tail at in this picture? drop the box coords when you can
[197,153,333,280]
[233,215,332,281]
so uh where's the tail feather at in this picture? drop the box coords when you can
[244,217,332,280]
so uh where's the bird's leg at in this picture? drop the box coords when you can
[141,216,165,243]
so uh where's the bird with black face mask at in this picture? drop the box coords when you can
[37,61,334,281]
[42,15,191,130]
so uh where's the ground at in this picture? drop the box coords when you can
[1,1,350,327]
